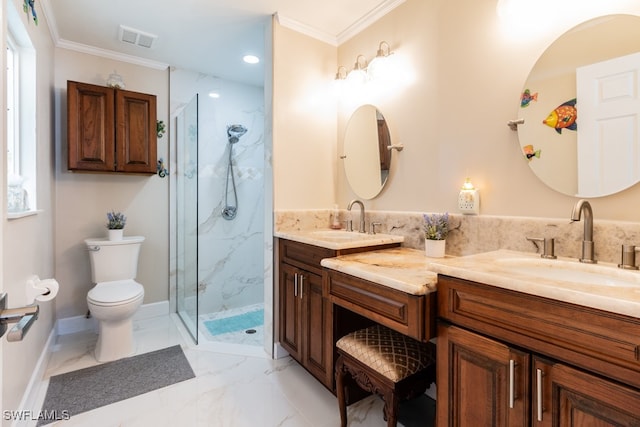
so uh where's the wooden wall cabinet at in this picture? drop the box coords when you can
[437,275,640,426]
[67,80,157,174]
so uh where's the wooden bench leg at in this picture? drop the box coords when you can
[335,355,348,427]
[383,391,399,427]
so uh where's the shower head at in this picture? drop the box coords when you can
[227,124,247,144]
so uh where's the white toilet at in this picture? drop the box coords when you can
[85,236,145,362]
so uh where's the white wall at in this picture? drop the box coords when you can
[332,0,640,222]
[272,23,338,210]
[2,0,56,421]
[53,49,169,318]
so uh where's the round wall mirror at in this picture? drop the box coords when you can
[516,14,640,197]
[343,105,392,199]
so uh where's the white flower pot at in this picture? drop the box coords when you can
[425,239,446,258]
[108,229,124,241]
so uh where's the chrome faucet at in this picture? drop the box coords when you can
[570,199,597,264]
[347,199,366,233]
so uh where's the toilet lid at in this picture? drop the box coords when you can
[88,280,144,306]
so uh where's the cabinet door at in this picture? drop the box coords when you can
[279,263,302,361]
[301,270,332,388]
[437,324,530,427]
[115,89,157,173]
[533,357,640,427]
[67,81,115,171]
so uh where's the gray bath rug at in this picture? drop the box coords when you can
[37,345,195,425]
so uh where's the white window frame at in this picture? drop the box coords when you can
[6,4,37,219]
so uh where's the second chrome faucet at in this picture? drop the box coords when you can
[347,199,366,233]
[571,199,597,264]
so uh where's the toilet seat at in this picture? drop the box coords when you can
[87,280,144,307]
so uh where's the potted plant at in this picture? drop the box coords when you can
[106,210,126,241]
[423,212,449,258]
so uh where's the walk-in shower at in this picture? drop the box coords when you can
[170,69,271,357]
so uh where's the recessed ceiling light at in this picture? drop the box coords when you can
[243,55,260,64]
[208,91,220,99]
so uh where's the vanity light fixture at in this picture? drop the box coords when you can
[346,54,368,84]
[335,66,347,80]
[367,41,394,81]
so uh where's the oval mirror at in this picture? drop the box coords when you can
[517,14,640,197]
[343,105,392,199]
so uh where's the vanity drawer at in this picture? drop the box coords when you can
[279,239,336,274]
[437,275,640,389]
[327,269,431,341]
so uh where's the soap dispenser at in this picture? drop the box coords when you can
[330,204,341,229]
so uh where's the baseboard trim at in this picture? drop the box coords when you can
[13,328,56,427]
[56,300,170,335]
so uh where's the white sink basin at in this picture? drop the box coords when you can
[496,257,640,287]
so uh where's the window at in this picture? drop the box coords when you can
[6,4,36,217]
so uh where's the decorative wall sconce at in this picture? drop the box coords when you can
[367,41,393,80]
[458,178,480,215]
[335,41,395,84]
[346,55,368,84]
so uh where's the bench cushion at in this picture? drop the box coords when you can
[336,324,435,382]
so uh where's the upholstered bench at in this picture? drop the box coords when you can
[335,324,436,427]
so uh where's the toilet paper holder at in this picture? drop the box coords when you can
[0,293,39,342]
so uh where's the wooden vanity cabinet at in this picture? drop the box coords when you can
[326,269,435,342]
[67,80,157,174]
[277,238,400,389]
[437,275,640,426]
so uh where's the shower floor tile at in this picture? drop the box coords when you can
[198,303,264,346]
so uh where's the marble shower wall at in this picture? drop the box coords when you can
[171,69,265,315]
[275,209,640,265]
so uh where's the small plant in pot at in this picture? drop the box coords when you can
[106,211,126,240]
[423,212,449,258]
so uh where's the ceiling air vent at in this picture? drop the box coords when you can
[118,25,157,49]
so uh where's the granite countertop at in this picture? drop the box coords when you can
[274,229,404,250]
[428,249,640,319]
[320,247,439,295]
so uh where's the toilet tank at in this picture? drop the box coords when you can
[85,236,145,283]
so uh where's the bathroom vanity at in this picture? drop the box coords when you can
[276,232,404,389]
[430,251,640,425]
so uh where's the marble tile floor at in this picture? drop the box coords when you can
[27,314,435,426]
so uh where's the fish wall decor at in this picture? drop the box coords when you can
[523,145,541,161]
[520,89,538,108]
[543,98,577,134]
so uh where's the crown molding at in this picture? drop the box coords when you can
[276,0,405,47]
[275,13,338,46]
[56,39,170,70]
[40,0,168,71]
[337,0,406,45]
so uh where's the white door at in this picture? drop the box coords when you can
[576,52,640,197]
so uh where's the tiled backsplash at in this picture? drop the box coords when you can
[275,210,640,265]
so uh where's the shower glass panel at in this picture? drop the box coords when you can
[176,94,199,343]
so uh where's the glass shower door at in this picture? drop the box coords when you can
[176,95,199,342]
